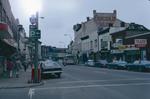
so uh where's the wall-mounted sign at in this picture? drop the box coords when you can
[135,39,147,48]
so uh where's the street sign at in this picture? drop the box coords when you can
[29,30,41,39]
[35,30,41,39]
[29,25,41,39]
[29,25,37,30]
[30,30,36,38]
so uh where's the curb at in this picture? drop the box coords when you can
[0,81,44,89]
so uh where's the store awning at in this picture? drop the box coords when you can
[0,22,13,39]
[0,39,17,57]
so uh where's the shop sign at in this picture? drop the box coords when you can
[135,39,147,48]
[111,50,124,54]
[30,16,37,25]
[0,23,8,30]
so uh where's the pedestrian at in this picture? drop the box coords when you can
[6,58,14,78]
[13,59,21,78]
[22,61,27,72]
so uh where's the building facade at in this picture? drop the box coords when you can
[0,0,19,75]
[73,10,129,62]
[111,23,150,62]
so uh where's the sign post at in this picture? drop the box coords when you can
[29,12,41,83]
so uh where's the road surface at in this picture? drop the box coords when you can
[1,65,150,99]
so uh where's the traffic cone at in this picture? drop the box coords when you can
[38,64,41,82]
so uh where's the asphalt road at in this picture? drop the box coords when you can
[1,65,150,99]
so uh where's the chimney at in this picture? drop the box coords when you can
[113,10,117,14]
[93,10,96,15]
[87,17,90,21]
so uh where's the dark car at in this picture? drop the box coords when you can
[41,60,62,78]
[126,60,150,72]
[107,60,127,70]
[95,60,108,68]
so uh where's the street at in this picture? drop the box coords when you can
[1,65,150,99]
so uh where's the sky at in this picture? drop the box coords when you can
[9,0,150,48]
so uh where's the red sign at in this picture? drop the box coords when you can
[135,39,147,48]
[0,23,8,31]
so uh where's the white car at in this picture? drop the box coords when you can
[87,60,95,66]
[41,60,63,78]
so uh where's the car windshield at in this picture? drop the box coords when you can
[1,0,150,99]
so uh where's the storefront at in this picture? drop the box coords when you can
[110,49,124,61]
[124,48,140,63]
[0,23,17,76]
[100,50,111,62]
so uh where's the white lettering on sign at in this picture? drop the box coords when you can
[135,39,147,45]
[135,39,147,48]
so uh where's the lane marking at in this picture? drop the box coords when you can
[28,88,35,99]
[93,71,107,74]
[35,82,150,91]
[57,78,150,84]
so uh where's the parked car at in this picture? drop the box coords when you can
[116,61,127,69]
[40,60,62,78]
[141,60,150,72]
[107,60,127,70]
[95,60,108,68]
[126,60,150,72]
[86,60,95,66]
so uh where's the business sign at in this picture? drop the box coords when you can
[135,39,147,48]
[30,16,37,25]
[111,50,124,54]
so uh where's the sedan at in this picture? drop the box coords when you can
[107,61,127,70]
[126,60,150,72]
[95,60,108,68]
[41,60,63,78]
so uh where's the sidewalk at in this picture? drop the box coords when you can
[0,68,44,89]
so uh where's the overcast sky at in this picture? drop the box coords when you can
[9,0,150,48]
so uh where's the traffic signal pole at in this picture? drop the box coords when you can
[34,38,39,83]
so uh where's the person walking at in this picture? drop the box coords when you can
[13,59,21,78]
[6,58,14,78]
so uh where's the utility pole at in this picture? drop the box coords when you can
[34,12,40,83]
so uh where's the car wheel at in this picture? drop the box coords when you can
[56,73,61,78]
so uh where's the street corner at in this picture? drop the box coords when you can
[0,80,44,89]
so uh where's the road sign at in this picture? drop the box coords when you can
[29,30,36,38]
[29,30,41,39]
[29,25,37,30]
[35,30,41,39]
